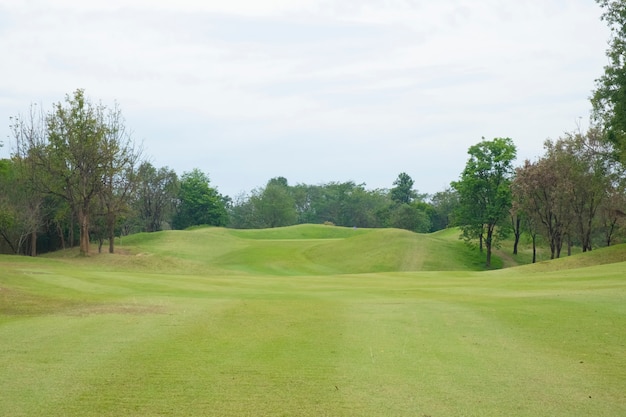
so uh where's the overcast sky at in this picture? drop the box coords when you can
[0,0,610,197]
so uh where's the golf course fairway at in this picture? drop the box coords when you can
[1,225,625,416]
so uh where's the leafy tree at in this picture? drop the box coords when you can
[597,178,626,246]
[545,129,612,252]
[512,157,572,259]
[254,177,297,228]
[8,105,49,255]
[172,169,227,229]
[12,90,140,255]
[452,137,517,267]
[133,162,179,232]
[429,188,459,230]
[291,183,320,224]
[390,172,417,205]
[592,0,626,160]
[389,203,431,232]
[0,157,45,256]
[96,105,141,253]
[228,192,260,229]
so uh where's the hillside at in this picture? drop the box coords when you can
[39,224,626,275]
[42,224,503,275]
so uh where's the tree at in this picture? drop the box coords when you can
[452,137,517,268]
[96,104,141,253]
[509,209,523,256]
[133,162,179,232]
[545,129,612,252]
[592,0,626,160]
[172,169,227,229]
[597,179,626,246]
[254,177,297,228]
[389,203,431,233]
[512,157,571,259]
[430,188,459,230]
[13,90,142,255]
[390,172,417,205]
[9,104,48,255]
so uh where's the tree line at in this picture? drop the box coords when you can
[2,0,626,263]
[451,133,626,268]
[2,103,624,263]
[0,90,456,256]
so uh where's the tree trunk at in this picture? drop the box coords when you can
[532,233,537,263]
[485,227,493,268]
[0,231,17,254]
[69,210,75,248]
[30,229,37,257]
[512,216,521,255]
[107,212,116,254]
[56,221,66,250]
[567,236,572,256]
[78,206,90,256]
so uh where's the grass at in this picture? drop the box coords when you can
[1,224,625,416]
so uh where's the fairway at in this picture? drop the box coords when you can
[1,225,625,416]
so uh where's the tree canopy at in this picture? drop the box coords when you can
[12,89,140,255]
[452,137,517,267]
[592,0,626,160]
[171,169,228,230]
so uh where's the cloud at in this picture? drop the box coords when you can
[0,0,611,196]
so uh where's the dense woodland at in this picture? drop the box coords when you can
[2,0,626,264]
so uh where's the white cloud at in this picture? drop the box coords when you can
[0,0,611,196]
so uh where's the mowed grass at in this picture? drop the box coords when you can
[1,224,625,416]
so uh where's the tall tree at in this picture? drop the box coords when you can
[0,158,39,254]
[544,129,612,252]
[9,104,50,255]
[452,137,517,268]
[597,179,626,246]
[390,172,417,205]
[512,157,572,259]
[96,103,141,253]
[13,89,140,255]
[430,188,459,230]
[133,162,179,232]
[254,177,297,228]
[172,169,227,229]
[592,0,626,161]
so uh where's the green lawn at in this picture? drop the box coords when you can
[1,225,625,416]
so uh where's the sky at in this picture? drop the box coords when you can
[0,0,611,198]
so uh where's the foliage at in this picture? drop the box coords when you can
[452,137,517,267]
[229,178,440,233]
[11,90,141,255]
[592,0,626,160]
[131,162,179,232]
[429,188,459,230]
[171,168,228,229]
[255,177,298,228]
[389,203,431,233]
[512,129,622,258]
[390,172,417,204]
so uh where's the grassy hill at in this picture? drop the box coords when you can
[45,224,502,275]
[1,225,625,416]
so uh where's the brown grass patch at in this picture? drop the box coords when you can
[66,303,167,316]
[0,286,166,317]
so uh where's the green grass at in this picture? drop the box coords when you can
[1,224,625,416]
